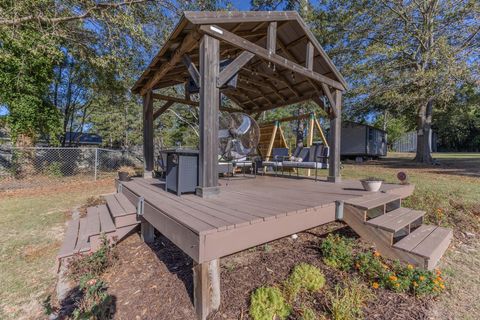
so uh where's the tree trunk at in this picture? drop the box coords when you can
[414,100,433,163]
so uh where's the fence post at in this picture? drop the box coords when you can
[94,148,98,181]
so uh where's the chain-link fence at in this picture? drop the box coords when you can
[0,147,143,189]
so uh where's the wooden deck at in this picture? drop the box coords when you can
[119,176,414,263]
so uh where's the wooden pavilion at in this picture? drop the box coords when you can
[132,11,347,194]
[119,11,452,320]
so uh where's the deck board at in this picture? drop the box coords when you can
[119,176,414,263]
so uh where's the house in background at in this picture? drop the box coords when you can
[341,121,387,159]
[63,132,102,146]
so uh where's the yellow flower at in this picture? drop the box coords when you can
[372,282,379,289]
[389,275,398,281]
[395,283,400,287]
[382,263,389,269]
[413,281,418,287]
[440,283,445,289]
[419,276,425,281]
[407,264,414,270]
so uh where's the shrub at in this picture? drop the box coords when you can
[355,250,445,296]
[68,236,117,282]
[249,286,291,320]
[284,263,325,301]
[327,278,372,320]
[73,277,112,320]
[299,306,317,320]
[45,162,63,177]
[320,234,354,271]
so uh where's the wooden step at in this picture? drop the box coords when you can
[345,192,401,210]
[98,205,116,233]
[106,193,136,217]
[57,218,80,259]
[86,206,101,236]
[74,217,91,253]
[393,225,453,269]
[106,193,139,228]
[366,207,424,233]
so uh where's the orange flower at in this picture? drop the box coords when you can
[374,251,381,257]
[407,264,414,270]
[389,275,398,282]
[395,283,400,287]
[419,276,425,281]
[436,276,443,282]
[413,281,418,287]
[440,283,445,289]
[372,282,379,289]
[435,269,442,275]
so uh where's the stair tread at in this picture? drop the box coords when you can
[115,193,136,215]
[345,192,401,210]
[98,205,116,233]
[393,225,436,251]
[86,206,101,236]
[58,218,80,258]
[411,226,453,259]
[74,217,91,253]
[367,207,424,232]
[106,193,136,217]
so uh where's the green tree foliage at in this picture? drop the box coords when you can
[1,0,228,147]
[0,20,62,144]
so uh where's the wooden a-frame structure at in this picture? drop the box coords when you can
[259,112,329,161]
[133,11,347,198]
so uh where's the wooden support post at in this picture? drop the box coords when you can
[196,34,220,198]
[328,89,342,183]
[193,259,221,320]
[143,90,154,178]
[140,218,155,243]
[306,113,315,177]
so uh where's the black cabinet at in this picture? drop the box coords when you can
[163,149,199,196]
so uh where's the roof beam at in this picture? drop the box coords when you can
[199,25,345,91]
[153,101,174,120]
[217,51,255,87]
[184,11,299,24]
[182,54,200,87]
[320,83,338,118]
[267,22,277,54]
[306,41,314,70]
[277,38,320,95]
[140,30,200,95]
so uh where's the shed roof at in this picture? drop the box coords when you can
[132,11,347,113]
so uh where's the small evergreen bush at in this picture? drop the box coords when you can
[249,286,291,320]
[284,263,325,301]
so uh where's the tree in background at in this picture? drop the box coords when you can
[0,0,229,147]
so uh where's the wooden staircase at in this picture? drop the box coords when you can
[343,192,452,270]
[57,193,139,260]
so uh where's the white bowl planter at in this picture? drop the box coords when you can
[361,179,383,192]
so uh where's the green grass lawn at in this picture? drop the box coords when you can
[0,179,115,319]
[1,153,479,319]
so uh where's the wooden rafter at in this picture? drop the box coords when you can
[140,30,200,95]
[217,51,254,87]
[198,25,345,90]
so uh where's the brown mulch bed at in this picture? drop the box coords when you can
[102,222,433,320]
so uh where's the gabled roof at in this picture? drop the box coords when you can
[132,11,347,112]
